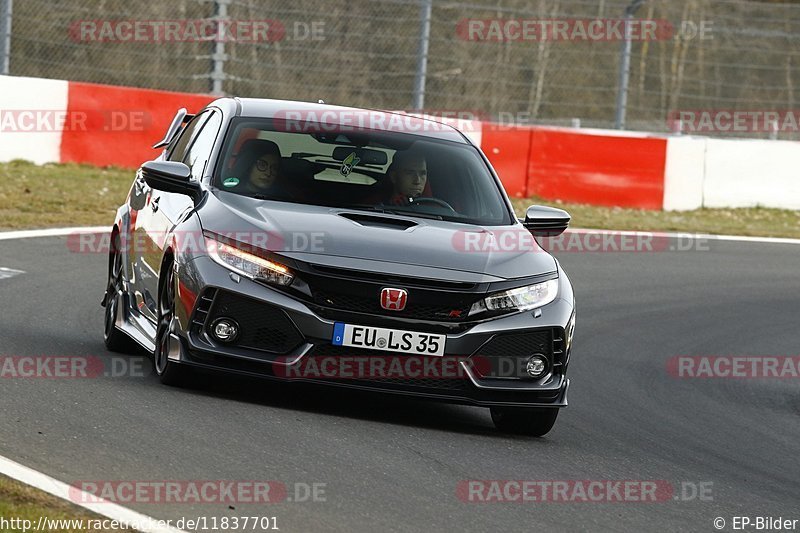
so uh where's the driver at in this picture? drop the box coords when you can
[230,139,295,200]
[385,149,428,205]
[244,141,282,193]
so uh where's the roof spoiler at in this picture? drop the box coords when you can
[152,108,194,149]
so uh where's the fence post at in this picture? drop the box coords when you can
[210,0,229,95]
[0,0,12,75]
[411,0,432,110]
[615,0,644,130]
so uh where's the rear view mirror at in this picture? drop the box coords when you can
[331,147,388,166]
[522,205,571,236]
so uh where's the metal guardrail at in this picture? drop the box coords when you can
[1,0,799,140]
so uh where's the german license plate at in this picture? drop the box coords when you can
[331,323,446,357]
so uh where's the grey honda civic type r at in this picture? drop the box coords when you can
[102,97,576,436]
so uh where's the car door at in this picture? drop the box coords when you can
[144,110,224,298]
[130,111,215,323]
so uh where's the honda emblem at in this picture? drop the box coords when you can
[380,287,408,311]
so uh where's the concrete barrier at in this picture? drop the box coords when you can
[0,74,797,211]
[702,138,800,209]
[0,76,68,165]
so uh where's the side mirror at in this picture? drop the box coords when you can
[141,161,201,201]
[521,205,571,236]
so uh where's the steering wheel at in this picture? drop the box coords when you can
[410,197,457,213]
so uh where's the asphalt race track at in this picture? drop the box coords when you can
[1,233,798,532]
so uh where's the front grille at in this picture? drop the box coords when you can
[300,263,481,323]
[205,291,304,353]
[309,264,476,290]
[312,288,473,321]
[305,343,467,391]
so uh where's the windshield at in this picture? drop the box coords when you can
[213,117,513,225]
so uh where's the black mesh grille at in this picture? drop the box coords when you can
[309,264,476,290]
[206,291,303,353]
[311,288,473,322]
[472,330,555,379]
[473,330,553,358]
[302,263,479,322]
[306,343,467,391]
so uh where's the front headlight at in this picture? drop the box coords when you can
[205,237,294,286]
[476,278,559,314]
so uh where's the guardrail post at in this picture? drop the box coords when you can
[210,0,229,95]
[615,0,645,129]
[411,0,433,110]
[0,0,13,75]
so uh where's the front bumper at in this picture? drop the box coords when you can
[171,256,574,408]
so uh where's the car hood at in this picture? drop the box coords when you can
[199,192,557,282]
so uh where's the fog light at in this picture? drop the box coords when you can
[526,355,548,378]
[212,318,239,342]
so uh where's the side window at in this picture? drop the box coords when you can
[167,112,210,162]
[184,112,223,181]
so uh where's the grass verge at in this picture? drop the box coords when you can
[509,198,800,239]
[0,474,132,532]
[0,160,132,230]
[1,160,798,238]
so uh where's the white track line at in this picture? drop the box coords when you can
[0,226,108,241]
[0,267,25,280]
[567,228,800,245]
[2,226,798,245]
[0,223,187,531]
[0,454,187,533]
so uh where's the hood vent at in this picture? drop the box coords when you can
[337,212,418,230]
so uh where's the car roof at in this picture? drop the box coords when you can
[216,97,470,144]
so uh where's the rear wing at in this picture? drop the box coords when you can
[152,108,194,149]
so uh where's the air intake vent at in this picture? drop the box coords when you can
[552,328,566,366]
[191,288,217,333]
[338,212,418,230]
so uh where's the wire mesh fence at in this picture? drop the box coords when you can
[2,0,800,138]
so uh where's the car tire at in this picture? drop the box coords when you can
[104,233,140,354]
[154,258,190,386]
[490,406,559,437]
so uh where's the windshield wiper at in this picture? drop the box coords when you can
[341,204,443,220]
[385,209,443,221]
[342,203,388,212]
